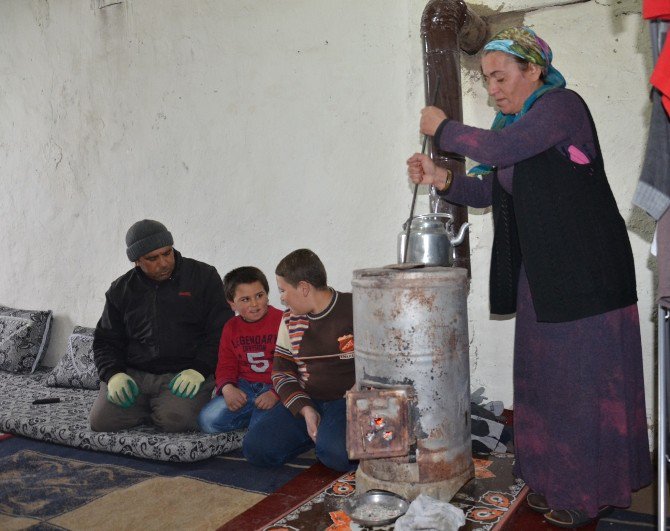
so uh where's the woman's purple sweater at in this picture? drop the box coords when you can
[436,88,596,206]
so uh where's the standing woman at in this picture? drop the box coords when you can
[408,27,652,528]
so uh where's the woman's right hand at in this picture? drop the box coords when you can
[407,153,438,186]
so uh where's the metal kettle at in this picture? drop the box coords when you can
[397,213,469,266]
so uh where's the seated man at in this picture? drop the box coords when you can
[242,248,357,471]
[89,219,233,432]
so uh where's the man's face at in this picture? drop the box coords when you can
[229,281,270,322]
[276,275,309,315]
[136,245,175,282]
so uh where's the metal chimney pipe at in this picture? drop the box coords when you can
[421,0,488,274]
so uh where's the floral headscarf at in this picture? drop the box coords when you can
[468,26,567,176]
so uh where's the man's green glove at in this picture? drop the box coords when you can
[107,372,139,408]
[168,369,205,399]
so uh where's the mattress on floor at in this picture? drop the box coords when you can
[0,369,244,462]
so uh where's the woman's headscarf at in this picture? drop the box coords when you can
[468,26,566,176]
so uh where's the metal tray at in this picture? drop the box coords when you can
[343,489,410,527]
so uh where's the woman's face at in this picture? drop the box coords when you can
[481,51,543,115]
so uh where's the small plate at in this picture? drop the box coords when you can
[344,489,410,527]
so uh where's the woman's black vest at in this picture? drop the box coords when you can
[490,93,637,322]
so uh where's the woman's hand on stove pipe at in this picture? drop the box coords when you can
[420,106,447,136]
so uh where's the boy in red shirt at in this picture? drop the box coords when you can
[198,266,283,433]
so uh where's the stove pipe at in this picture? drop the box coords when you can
[422,0,489,275]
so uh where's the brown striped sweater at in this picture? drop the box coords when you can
[271,290,355,416]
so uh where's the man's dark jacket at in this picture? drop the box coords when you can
[93,250,233,383]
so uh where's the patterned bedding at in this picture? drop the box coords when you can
[0,369,244,462]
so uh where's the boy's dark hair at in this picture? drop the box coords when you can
[223,266,270,301]
[275,249,327,289]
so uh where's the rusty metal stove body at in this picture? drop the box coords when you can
[347,266,472,501]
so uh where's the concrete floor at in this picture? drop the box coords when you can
[630,476,662,517]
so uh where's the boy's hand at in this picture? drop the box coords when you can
[254,390,279,410]
[222,384,247,411]
[301,405,321,442]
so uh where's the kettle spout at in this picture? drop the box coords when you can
[449,222,470,246]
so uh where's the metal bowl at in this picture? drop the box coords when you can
[343,489,410,527]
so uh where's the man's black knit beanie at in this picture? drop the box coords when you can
[125,219,174,261]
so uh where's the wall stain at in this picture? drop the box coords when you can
[31,0,51,30]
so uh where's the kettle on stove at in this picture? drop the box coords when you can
[397,213,469,267]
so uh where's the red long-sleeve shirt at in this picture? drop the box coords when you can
[214,306,283,393]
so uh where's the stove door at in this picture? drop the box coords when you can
[346,387,413,460]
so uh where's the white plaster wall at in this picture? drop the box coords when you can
[0,0,656,422]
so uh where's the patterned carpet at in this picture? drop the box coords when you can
[0,434,315,530]
[0,431,527,530]
[233,452,525,530]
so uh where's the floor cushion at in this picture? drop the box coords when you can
[0,369,244,462]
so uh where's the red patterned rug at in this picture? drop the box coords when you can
[223,452,526,531]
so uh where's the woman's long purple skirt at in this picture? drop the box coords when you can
[512,267,653,517]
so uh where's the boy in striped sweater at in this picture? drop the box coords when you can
[242,249,356,471]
